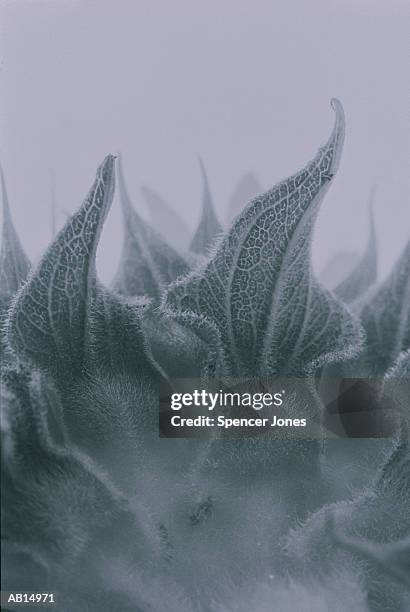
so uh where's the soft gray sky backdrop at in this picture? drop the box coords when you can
[1,0,409,283]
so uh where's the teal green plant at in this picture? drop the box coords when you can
[1,100,408,612]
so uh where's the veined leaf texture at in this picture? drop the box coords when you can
[1,99,409,612]
[164,100,363,377]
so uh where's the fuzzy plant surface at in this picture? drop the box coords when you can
[1,100,409,612]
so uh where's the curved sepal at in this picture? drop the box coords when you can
[164,100,363,377]
[6,155,116,376]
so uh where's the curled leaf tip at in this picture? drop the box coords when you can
[89,155,116,232]
[326,98,345,176]
[98,153,116,177]
[92,155,116,213]
[330,98,345,133]
[330,97,343,114]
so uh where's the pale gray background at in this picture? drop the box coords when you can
[1,0,409,284]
